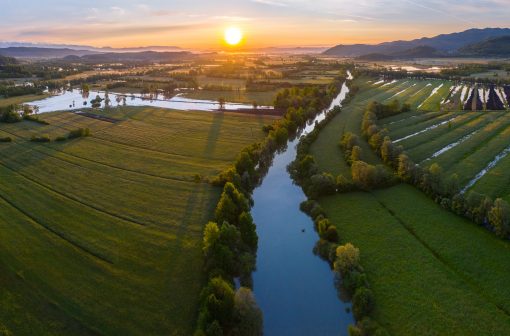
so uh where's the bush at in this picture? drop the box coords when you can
[334,243,360,275]
[23,115,49,125]
[352,287,374,321]
[0,137,12,142]
[68,128,90,139]
[0,106,22,123]
[30,135,50,143]
[308,172,336,197]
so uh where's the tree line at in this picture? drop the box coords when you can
[197,70,350,335]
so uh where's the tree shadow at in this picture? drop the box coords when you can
[203,112,224,158]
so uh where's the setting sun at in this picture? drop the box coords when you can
[224,27,243,46]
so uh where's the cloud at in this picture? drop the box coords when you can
[110,6,126,16]
[16,22,210,40]
[250,0,288,7]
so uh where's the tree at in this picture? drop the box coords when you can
[352,287,374,321]
[200,277,235,329]
[232,288,263,336]
[238,212,258,251]
[334,243,360,275]
[218,97,226,110]
[309,172,336,197]
[489,198,510,238]
[204,222,221,255]
[351,145,363,163]
[397,154,416,183]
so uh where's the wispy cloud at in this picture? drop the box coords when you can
[250,0,288,7]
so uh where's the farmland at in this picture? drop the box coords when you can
[380,82,510,201]
[308,75,510,334]
[0,106,275,335]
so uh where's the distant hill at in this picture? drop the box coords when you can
[63,51,195,63]
[356,53,395,61]
[0,47,99,59]
[356,46,443,61]
[459,36,510,56]
[324,28,510,57]
[391,46,443,58]
[0,42,183,53]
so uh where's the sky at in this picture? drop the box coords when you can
[0,0,509,49]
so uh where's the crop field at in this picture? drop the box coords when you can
[383,106,510,200]
[0,106,274,335]
[182,89,278,106]
[310,77,510,334]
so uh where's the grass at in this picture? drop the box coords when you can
[310,76,510,334]
[183,89,278,106]
[0,94,49,107]
[0,106,275,335]
[321,185,510,335]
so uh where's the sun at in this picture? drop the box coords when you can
[224,27,243,46]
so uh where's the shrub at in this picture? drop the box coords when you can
[334,243,360,275]
[342,270,369,297]
[68,128,90,139]
[489,198,510,238]
[0,137,12,142]
[352,287,374,321]
[308,172,336,197]
[30,135,50,143]
[23,115,49,125]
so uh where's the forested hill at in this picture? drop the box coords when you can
[459,36,510,56]
[324,28,510,57]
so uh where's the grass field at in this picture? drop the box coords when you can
[309,76,510,334]
[182,89,278,106]
[0,106,274,335]
[321,185,510,335]
[0,94,49,107]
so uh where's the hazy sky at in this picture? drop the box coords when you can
[1,0,509,48]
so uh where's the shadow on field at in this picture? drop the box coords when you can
[203,112,224,158]
[180,183,213,232]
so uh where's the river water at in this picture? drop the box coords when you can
[252,74,353,336]
[27,89,269,113]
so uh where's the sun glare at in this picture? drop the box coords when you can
[224,27,243,46]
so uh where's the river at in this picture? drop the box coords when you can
[251,73,353,336]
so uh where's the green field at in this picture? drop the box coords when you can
[383,101,510,200]
[0,94,49,107]
[182,89,278,106]
[0,106,274,335]
[309,76,510,334]
[322,185,510,335]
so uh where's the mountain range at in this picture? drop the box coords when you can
[324,28,510,58]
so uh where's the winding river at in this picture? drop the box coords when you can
[252,74,353,335]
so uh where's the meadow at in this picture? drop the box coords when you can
[308,76,510,334]
[0,106,274,335]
